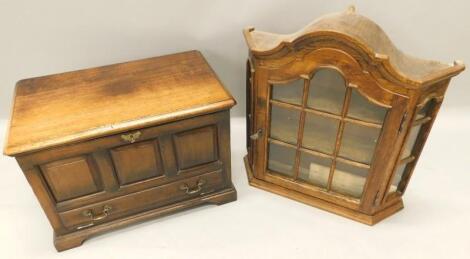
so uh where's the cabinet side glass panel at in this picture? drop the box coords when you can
[415,100,434,121]
[390,101,435,195]
[388,163,408,193]
[402,100,434,159]
[401,125,422,159]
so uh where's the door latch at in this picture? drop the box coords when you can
[250,129,263,140]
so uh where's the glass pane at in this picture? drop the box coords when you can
[339,123,381,164]
[388,163,407,193]
[401,125,422,159]
[307,68,346,114]
[272,80,304,105]
[302,113,339,154]
[268,143,296,177]
[299,152,331,188]
[331,162,369,199]
[415,100,433,121]
[348,89,387,124]
[270,105,300,144]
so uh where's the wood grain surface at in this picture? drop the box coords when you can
[4,50,235,156]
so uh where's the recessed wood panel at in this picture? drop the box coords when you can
[41,156,101,202]
[173,126,218,170]
[110,140,163,185]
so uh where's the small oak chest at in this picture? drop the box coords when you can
[3,50,237,251]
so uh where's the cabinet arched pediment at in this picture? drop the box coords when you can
[266,48,396,107]
[243,7,464,88]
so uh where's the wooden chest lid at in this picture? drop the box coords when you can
[4,50,235,156]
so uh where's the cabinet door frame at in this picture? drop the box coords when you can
[252,48,409,211]
[246,58,256,165]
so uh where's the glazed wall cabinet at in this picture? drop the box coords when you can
[243,7,465,224]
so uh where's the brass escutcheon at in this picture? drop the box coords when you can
[121,131,142,143]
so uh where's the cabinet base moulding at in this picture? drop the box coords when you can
[53,186,237,252]
[244,156,403,225]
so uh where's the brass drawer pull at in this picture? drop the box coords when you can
[83,205,112,221]
[121,131,141,143]
[76,205,112,230]
[179,179,206,195]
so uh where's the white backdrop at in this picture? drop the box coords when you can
[1,1,470,258]
[0,0,469,118]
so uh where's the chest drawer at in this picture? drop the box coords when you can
[59,169,225,230]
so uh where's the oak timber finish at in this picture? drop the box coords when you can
[3,51,237,251]
[243,7,464,225]
[41,156,102,202]
[110,140,164,185]
[4,50,235,156]
[244,156,403,225]
[243,6,464,86]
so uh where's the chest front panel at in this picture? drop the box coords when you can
[18,111,231,231]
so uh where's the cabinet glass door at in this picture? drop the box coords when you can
[388,99,436,195]
[267,68,390,200]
